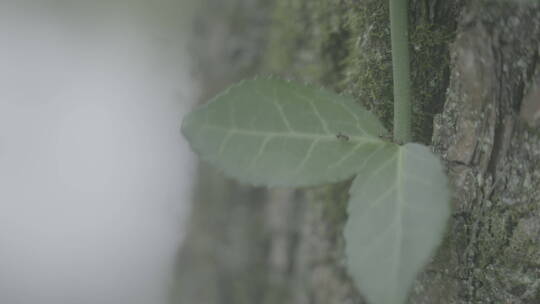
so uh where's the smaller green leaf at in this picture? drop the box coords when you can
[344,143,450,304]
[182,77,390,187]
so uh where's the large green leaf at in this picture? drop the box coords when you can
[182,77,389,187]
[344,143,450,304]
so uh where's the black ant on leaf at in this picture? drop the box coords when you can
[336,132,350,142]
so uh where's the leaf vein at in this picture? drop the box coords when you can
[200,124,380,143]
[330,98,368,135]
[217,131,234,157]
[328,143,363,169]
[353,152,397,194]
[248,135,274,170]
[289,89,331,134]
[352,185,396,222]
[393,150,404,288]
[272,87,294,132]
[293,139,321,174]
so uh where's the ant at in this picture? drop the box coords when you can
[336,132,350,142]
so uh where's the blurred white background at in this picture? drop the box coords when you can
[0,1,196,303]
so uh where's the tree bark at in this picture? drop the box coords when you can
[173,1,540,303]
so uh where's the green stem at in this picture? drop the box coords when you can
[390,0,412,144]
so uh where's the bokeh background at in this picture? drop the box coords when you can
[0,1,199,303]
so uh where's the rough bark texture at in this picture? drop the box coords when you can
[429,2,540,303]
[173,1,540,303]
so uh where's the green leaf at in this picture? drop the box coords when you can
[182,77,389,187]
[344,143,450,304]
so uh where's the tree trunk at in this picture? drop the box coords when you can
[173,1,540,303]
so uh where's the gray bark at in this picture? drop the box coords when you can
[172,1,540,303]
[425,2,540,303]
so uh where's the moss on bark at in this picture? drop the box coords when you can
[263,0,459,143]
